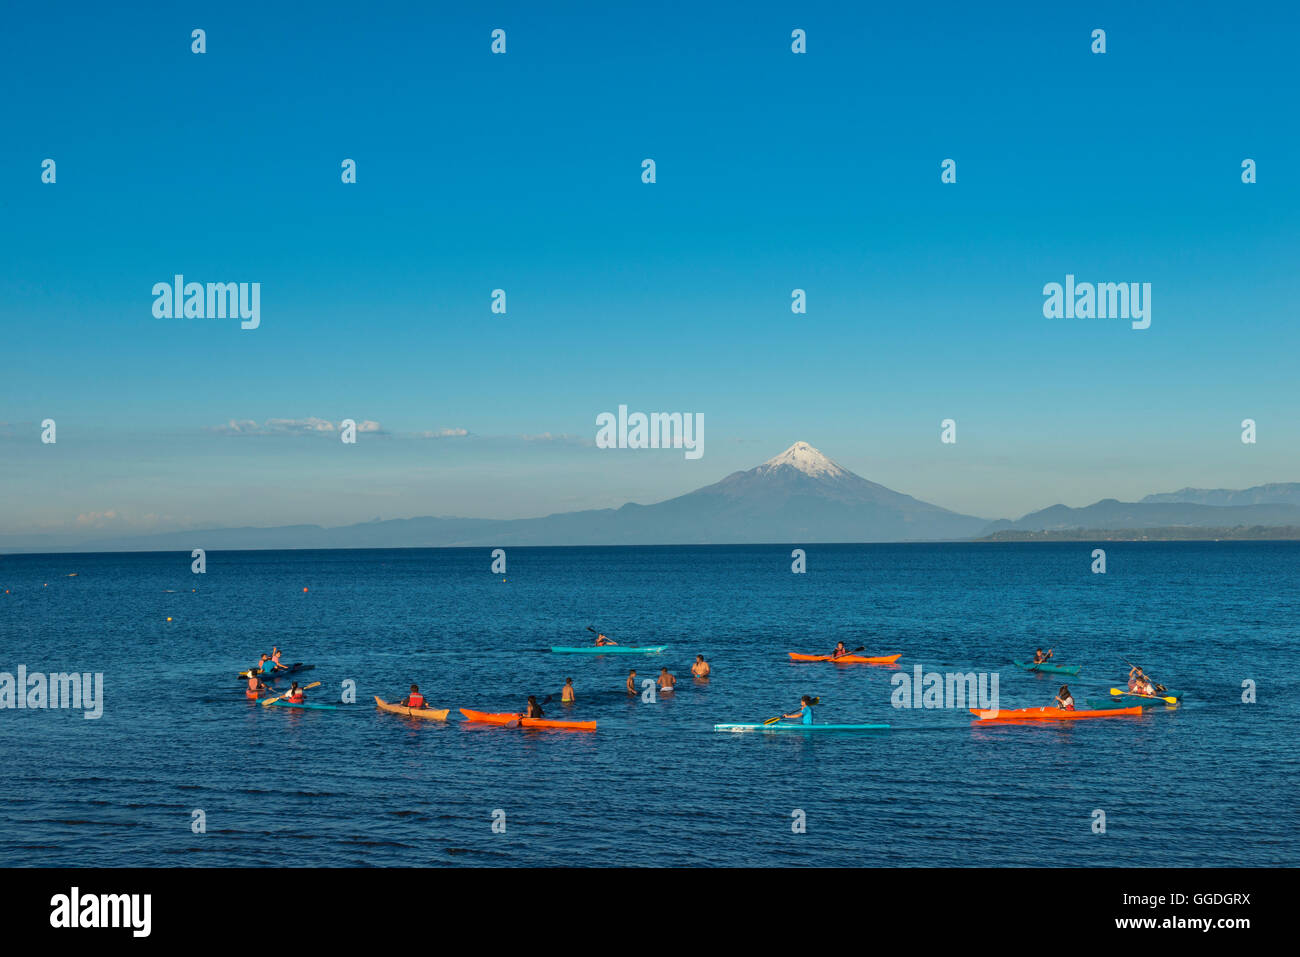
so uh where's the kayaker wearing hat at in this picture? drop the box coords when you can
[561,678,576,703]
[399,684,426,708]
[284,682,306,704]
[1032,648,1055,664]
[523,695,544,718]
[691,655,710,678]
[658,667,676,693]
[1053,685,1076,711]
[782,695,816,725]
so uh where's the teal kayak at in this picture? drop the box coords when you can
[714,722,890,733]
[267,700,337,710]
[1087,692,1181,709]
[1013,660,1082,675]
[550,646,667,654]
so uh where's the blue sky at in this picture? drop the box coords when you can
[2,1,1298,537]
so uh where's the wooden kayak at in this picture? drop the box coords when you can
[459,708,596,731]
[788,652,902,664]
[970,706,1142,722]
[374,696,450,721]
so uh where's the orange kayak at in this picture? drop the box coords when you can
[970,706,1142,722]
[789,652,902,664]
[459,708,596,731]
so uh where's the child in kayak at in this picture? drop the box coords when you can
[1033,648,1055,664]
[1053,685,1075,711]
[658,667,676,692]
[400,684,426,708]
[830,642,850,659]
[782,695,816,725]
[594,632,618,646]
[523,696,544,718]
[284,682,306,704]
[626,670,638,695]
[561,678,576,703]
[246,674,270,699]
[691,655,711,677]
[268,647,289,672]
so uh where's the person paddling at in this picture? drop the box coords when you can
[658,667,676,693]
[523,695,544,719]
[246,674,270,699]
[830,642,850,659]
[561,678,576,703]
[1053,685,1075,711]
[400,684,426,708]
[284,682,306,704]
[268,647,289,672]
[691,655,711,677]
[1032,647,1054,664]
[594,632,618,647]
[1128,666,1155,695]
[782,695,816,725]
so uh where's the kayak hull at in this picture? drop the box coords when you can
[459,708,596,731]
[1012,660,1082,675]
[714,722,890,732]
[550,646,666,654]
[375,696,450,721]
[1086,697,1178,710]
[788,652,902,664]
[267,699,336,710]
[237,662,314,680]
[971,706,1142,722]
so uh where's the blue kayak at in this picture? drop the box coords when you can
[267,699,336,711]
[550,646,667,654]
[714,722,890,733]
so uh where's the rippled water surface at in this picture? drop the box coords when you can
[1,543,1295,866]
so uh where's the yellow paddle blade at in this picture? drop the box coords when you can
[261,680,321,706]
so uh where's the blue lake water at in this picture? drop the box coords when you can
[1,543,1295,866]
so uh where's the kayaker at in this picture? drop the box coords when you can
[1128,666,1155,694]
[284,682,306,704]
[252,653,272,675]
[594,632,618,647]
[658,667,676,692]
[400,684,426,708]
[268,647,289,672]
[782,695,816,726]
[1032,647,1054,664]
[691,655,710,677]
[830,642,850,659]
[561,678,576,703]
[246,674,270,699]
[1053,685,1076,711]
[523,695,544,718]
[626,670,638,695]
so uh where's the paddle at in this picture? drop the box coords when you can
[261,680,321,707]
[1109,687,1179,704]
[586,625,619,646]
[762,696,821,726]
[505,695,555,727]
[1121,658,1172,696]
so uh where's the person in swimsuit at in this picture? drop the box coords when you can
[782,695,816,725]
[691,655,710,677]
[1033,647,1054,664]
[658,667,676,692]
[626,670,638,695]
[400,684,426,708]
[561,678,576,703]
[1054,685,1075,711]
[523,695,544,718]
[268,647,289,672]
[252,653,272,675]
[594,632,618,646]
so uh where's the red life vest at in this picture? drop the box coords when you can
[286,691,304,703]
[407,693,425,708]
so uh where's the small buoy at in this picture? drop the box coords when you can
[302,587,309,593]
[166,617,173,622]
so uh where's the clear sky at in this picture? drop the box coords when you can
[3,1,1298,538]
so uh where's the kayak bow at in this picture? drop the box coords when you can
[459,708,596,731]
[788,652,902,664]
[375,696,450,721]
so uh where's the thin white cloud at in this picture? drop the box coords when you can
[208,418,388,436]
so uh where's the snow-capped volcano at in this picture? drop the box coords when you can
[758,441,849,479]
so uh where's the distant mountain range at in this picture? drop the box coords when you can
[4,445,1299,552]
